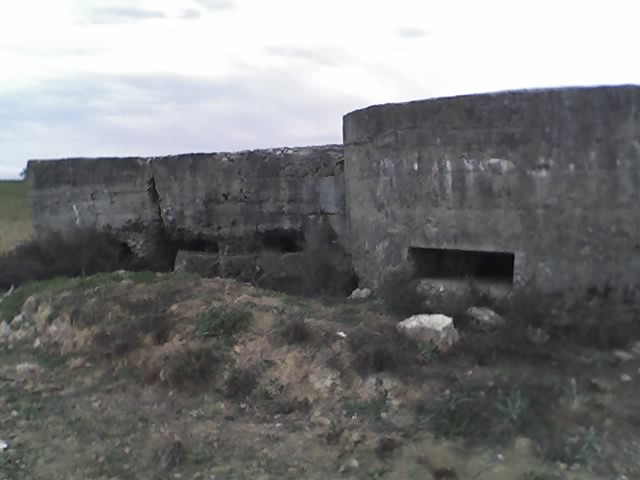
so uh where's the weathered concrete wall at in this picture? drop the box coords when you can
[27,145,353,288]
[343,85,640,298]
[27,156,166,261]
[150,146,347,252]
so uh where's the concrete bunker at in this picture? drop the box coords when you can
[24,84,640,309]
[343,84,640,305]
[26,145,358,297]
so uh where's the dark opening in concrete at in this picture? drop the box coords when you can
[257,229,306,253]
[166,235,220,266]
[409,247,515,285]
[118,242,135,262]
[177,237,219,253]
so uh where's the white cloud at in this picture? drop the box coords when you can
[1,0,640,177]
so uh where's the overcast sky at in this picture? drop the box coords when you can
[1,0,639,178]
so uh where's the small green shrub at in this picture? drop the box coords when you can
[504,280,550,330]
[347,322,426,379]
[279,318,312,344]
[299,246,358,298]
[496,389,529,425]
[415,378,556,446]
[415,387,481,440]
[563,377,586,405]
[342,393,388,420]
[162,346,225,389]
[379,268,424,317]
[544,427,602,467]
[418,342,440,363]
[195,306,253,339]
[224,366,261,399]
[348,325,399,375]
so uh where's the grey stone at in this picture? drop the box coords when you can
[348,288,371,299]
[466,306,505,329]
[0,285,14,303]
[0,321,11,339]
[397,314,460,351]
[526,326,550,345]
[338,458,359,474]
[588,378,613,393]
[10,313,28,327]
[613,350,635,363]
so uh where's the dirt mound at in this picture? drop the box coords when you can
[0,272,637,479]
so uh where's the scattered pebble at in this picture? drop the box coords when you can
[348,288,371,300]
[16,362,41,375]
[613,350,635,363]
[310,416,332,429]
[620,374,632,383]
[10,313,28,327]
[339,458,359,474]
[466,306,505,329]
[0,321,11,338]
[337,331,347,338]
[513,437,536,456]
[589,378,614,393]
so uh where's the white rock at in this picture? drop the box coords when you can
[0,439,7,451]
[348,288,371,300]
[16,362,41,375]
[397,314,460,351]
[11,313,28,327]
[339,458,359,473]
[0,285,14,303]
[0,321,11,339]
[621,374,632,383]
[613,350,635,363]
[527,326,550,344]
[466,306,505,328]
[311,416,332,428]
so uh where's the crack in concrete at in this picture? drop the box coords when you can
[143,160,176,269]
[146,161,166,238]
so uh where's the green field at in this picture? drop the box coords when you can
[0,180,32,252]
